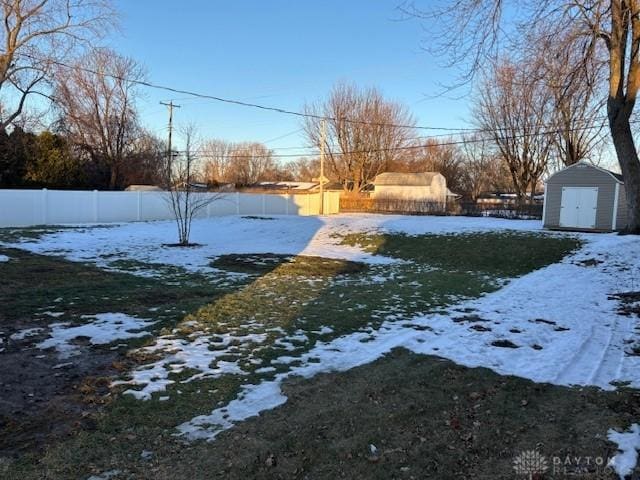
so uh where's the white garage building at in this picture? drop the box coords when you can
[371,172,450,204]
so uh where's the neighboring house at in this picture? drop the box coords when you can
[124,185,163,192]
[371,172,452,204]
[254,181,319,192]
[543,161,628,232]
[476,192,544,205]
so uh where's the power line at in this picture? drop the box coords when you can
[20,52,616,153]
[17,52,496,134]
[171,118,626,160]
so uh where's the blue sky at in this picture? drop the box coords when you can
[108,0,472,154]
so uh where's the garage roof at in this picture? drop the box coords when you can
[373,172,440,186]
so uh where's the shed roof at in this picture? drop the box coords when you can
[547,161,624,184]
[373,172,440,186]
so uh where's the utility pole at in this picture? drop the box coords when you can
[319,119,326,215]
[160,100,181,166]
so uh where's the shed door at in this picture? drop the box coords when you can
[559,187,598,229]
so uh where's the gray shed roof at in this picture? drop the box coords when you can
[373,172,440,186]
[546,161,624,184]
[611,171,624,182]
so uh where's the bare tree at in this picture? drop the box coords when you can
[458,135,494,200]
[54,48,143,189]
[121,131,167,187]
[473,58,554,200]
[532,28,608,168]
[201,139,234,184]
[304,82,415,193]
[397,138,466,193]
[201,140,276,186]
[405,0,640,230]
[286,156,320,182]
[164,125,220,246]
[227,142,275,186]
[0,0,113,132]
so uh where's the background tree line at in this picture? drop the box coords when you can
[0,0,621,207]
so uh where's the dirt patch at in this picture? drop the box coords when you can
[211,253,368,276]
[0,333,117,457]
[491,339,520,348]
[610,291,640,317]
[453,314,491,323]
[576,258,604,267]
[161,243,203,248]
[241,216,276,221]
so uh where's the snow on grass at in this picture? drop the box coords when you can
[10,327,45,341]
[4,214,640,446]
[176,381,287,441]
[0,214,545,274]
[114,331,268,400]
[608,424,640,479]
[0,254,9,262]
[176,230,640,441]
[38,313,155,358]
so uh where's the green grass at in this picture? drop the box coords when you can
[340,231,582,276]
[0,247,243,334]
[0,230,584,479]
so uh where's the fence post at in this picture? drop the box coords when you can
[41,189,48,225]
[93,190,99,222]
[236,192,240,214]
[136,191,142,221]
[285,194,290,215]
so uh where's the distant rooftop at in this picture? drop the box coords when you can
[373,172,440,186]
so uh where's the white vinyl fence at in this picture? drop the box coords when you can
[0,189,341,228]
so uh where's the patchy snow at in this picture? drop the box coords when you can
[608,424,640,479]
[176,381,287,441]
[10,327,45,341]
[175,227,640,441]
[113,331,268,400]
[4,214,640,446]
[0,254,9,262]
[0,214,544,273]
[38,313,155,358]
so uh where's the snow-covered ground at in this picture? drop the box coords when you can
[2,214,544,272]
[3,214,640,457]
[609,424,640,479]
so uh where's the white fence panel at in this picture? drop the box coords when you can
[140,192,173,220]
[237,193,263,215]
[47,190,95,224]
[97,192,139,223]
[0,189,41,226]
[208,193,238,216]
[0,189,340,227]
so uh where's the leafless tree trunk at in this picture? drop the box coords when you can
[304,82,415,193]
[54,48,142,190]
[164,125,221,246]
[404,0,640,230]
[0,0,113,132]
